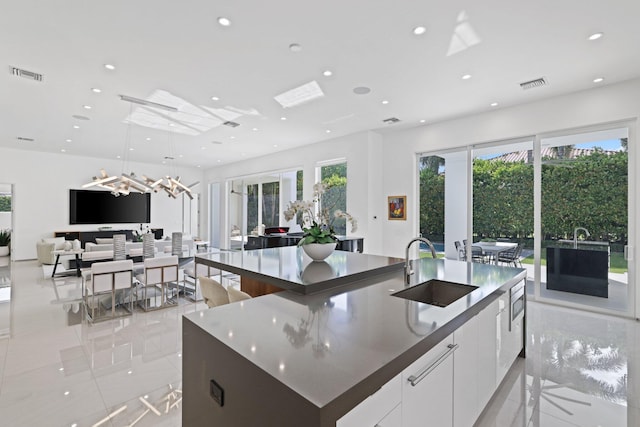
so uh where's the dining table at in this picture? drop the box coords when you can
[474,241,518,265]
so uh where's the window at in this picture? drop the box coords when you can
[319,161,347,235]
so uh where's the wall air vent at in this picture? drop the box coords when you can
[520,77,547,90]
[223,121,240,128]
[10,66,44,82]
[383,117,401,124]
[16,136,35,142]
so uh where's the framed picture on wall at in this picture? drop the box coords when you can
[388,195,406,220]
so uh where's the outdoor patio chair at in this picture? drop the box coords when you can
[498,243,524,267]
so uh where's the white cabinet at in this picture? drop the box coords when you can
[337,374,401,427]
[453,315,479,427]
[402,333,456,427]
[376,404,401,427]
[452,298,499,427]
[477,299,499,409]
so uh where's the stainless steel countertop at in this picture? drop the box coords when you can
[183,257,526,410]
[195,247,405,294]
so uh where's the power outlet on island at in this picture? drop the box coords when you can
[210,379,224,407]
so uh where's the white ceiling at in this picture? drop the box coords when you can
[2,0,640,169]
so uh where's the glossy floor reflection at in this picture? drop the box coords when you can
[0,260,639,426]
[477,301,640,427]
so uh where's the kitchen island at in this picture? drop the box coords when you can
[194,247,405,296]
[183,253,526,427]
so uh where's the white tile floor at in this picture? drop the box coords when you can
[0,259,639,426]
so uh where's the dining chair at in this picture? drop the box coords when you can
[84,259,134,322]
[227,286,252,303]
[135,255,180,311]
[199,276,230,308]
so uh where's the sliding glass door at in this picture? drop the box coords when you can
[538,128,630,314]
[417,123,634,317]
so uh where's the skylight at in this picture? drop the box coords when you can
[274,81,325,108]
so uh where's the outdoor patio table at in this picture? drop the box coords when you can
[474,242,518,265]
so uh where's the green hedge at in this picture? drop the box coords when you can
[420,150,628,248]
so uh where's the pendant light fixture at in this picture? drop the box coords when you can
[83,95,198,198]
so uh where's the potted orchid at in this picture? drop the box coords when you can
[284,182,357,261]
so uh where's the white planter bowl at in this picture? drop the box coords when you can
[0,246,9,257]
[301,242,337,262]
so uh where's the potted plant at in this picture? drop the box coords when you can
[0,229,10,256]
[284,183,357,261]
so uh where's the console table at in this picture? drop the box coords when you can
[245,235,364,253]
[55,230,136,248]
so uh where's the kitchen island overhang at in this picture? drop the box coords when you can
[183,253,527,427]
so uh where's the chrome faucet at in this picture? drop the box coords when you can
[405,237,437,284]
[573,227,590,249]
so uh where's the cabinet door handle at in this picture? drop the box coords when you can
[407,343,458,387]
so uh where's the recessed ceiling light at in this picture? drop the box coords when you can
[197,165,201,168]
[201,146,206,150]
[60,149,66,153]
[65,139,72,142]
[217,159,221,163]
[353,86,371,95]
[146,137,151,141]
[211,96,219,101]
[217,17,231,27]
[280,117,287,121]
[593,77,605,83]
[252,127,258,131]
[289,43,302,52]
[230,136,236,140]
[413,26,427,35]
[419,119,426,123]
[83,105,92,109]
[129,148,134,151]
[104,64,115,70]
[91,88,101,93]
[178,154,183,158]
[381,100,389,105]
[326,129,331,133]
[588,32,603,41]
[322,70,333,77]
[462,74,472,80]
[73,125,80,129]
[273,144,278,147]
[490,102,499,107]
[117,155,122,159]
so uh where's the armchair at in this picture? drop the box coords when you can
[36,237,66,265]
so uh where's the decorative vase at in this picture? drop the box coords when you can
[301,242,337,262]
[0,246,8,257]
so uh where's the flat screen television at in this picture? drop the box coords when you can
[69,189,151,224]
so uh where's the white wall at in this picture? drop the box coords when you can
[443,151,469,259]
[379,78,640,258]
[0,148,204,260]
[205,131,385,254]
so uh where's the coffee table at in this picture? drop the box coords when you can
[52,249,84,277]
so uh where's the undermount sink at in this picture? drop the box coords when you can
[391,279,478,307]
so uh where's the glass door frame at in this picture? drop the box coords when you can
[532,120,635,318]
[416,119,636,318]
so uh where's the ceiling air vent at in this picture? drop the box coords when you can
[16,136,34,142]
[520,77,547,90]
[383,117,401,124]
[223,121,240,128]
[10,66,43,82]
